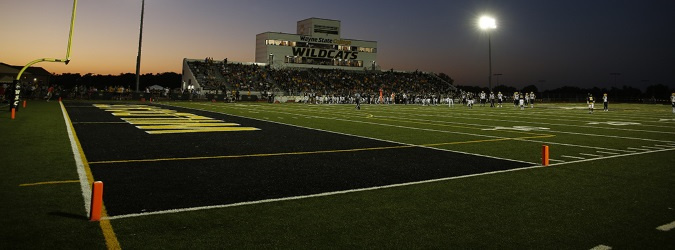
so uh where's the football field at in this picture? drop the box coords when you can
[2,100,674,249]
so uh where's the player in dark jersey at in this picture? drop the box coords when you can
[355,92,361,110]
[587,93,595,114]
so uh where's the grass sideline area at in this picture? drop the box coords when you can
[2,100,674,249]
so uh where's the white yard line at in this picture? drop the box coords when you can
[627,147,651,151]
[579,153,601,157]
[550,147,675,167]
[548,159,565,162]
[640,145,662,150]
[590,245,612,250]
[287,105,675,143]
[561,155,586,160]
[656,221,675,231]
[365,105,675,134]
[60,102,92,215]
[246,104,656,152]
[168,103,536,165]
[654,144,674,147]
[596,151,619,155]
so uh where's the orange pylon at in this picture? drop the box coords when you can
[542,145,550,166]
[89,181,104,221]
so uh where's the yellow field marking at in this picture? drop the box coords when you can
[88,145,412,165]
[73,122,128,124]
[19,180,80,187]
[94,104,260,134]
[89,134,555,165]
[137,123,241,129]
[62,102,121,249]
[145,127,260,134]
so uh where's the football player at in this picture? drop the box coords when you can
[479,91,486,107]
[603,93,609,111]
[497,91,503,108]
[587,93,595,114]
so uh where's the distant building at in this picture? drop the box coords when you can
[0,62,52,85]
[256,18,378,70]
[181,18,379,91]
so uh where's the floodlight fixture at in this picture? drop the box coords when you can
[479,16,497,30]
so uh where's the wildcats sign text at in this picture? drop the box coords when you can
[292,47,357,60]
[94,104,259,134]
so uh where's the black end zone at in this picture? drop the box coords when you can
[66,102,531,216]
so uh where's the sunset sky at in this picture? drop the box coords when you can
[1,0,673,90]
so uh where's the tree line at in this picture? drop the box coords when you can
[51,72,182,90]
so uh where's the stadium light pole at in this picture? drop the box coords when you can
[135,0,145,92]
[493,73,503,86]
[479,16,497,92]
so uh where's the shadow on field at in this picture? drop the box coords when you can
[48,211,88,220]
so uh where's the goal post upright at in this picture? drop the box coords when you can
[11,0,78,112]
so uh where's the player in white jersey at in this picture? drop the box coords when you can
[602,93,608,111]
[489,92,495,107]
[529,92,536,108]
[519,94,525,110]
[671,93,674,113]
[524,93,530,107]
[513,92,520,107]
[479,91,486,107]
[587,93,595,114]
[497,92,503,108]
[447,94,454,107]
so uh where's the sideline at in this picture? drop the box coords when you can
[60,102,121,249]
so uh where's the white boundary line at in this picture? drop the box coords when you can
[168,103,536,165]
[344,104,675,134]
[104,164,545,220]
[596,151,619,155]
[212,103,640,157]
[548,159,565,162]
[640,145,662,150]
[656,220,675,231]
[101,102,670,220]
[268,104,675,144]
[627,147,650,151]
[60,102,91,215]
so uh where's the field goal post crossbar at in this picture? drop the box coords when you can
[11,0,78,111]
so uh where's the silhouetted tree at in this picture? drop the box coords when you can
[521,85,538,94]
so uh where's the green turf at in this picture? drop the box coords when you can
[2,101,674,249]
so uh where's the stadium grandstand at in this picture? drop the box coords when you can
[181,18,456,103]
